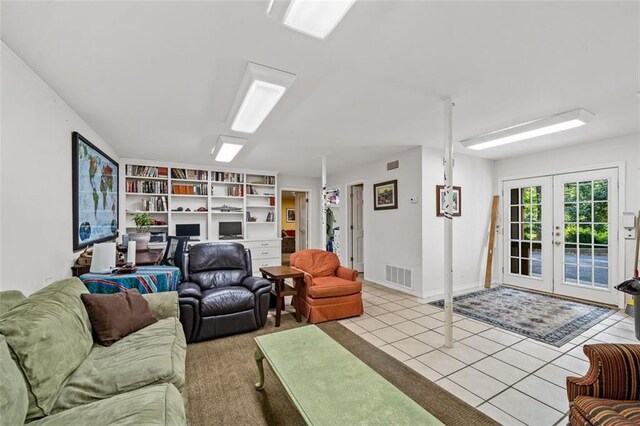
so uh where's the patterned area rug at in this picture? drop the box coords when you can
[429,286,616,346]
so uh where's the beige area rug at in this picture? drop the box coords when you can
[185,313,498,425]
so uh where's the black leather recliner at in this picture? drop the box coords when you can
[177,242,272,343]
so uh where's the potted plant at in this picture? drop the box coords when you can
[129,213,152,251]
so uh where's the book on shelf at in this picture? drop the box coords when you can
[172,183,208,195]
[126,165,168,178]
[212,171,243,183]
[171,168,207,180]
[247,175,275,185]
[126,180,168,194]
[140,196,168,212]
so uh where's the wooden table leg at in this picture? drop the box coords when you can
[254,348,265,390]
[293,276,302,323]
[275,278,283,327]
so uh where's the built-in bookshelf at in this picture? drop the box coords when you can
[122,163,278,242]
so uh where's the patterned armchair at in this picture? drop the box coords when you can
[566,344,640,425]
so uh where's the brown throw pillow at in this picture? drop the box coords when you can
[81,289,157,346]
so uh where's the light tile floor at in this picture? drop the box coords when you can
[336,281,637,426]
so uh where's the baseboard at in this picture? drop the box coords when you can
[362,276,422,298]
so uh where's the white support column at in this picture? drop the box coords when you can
[321,155,327,251]
[443,98,454,348]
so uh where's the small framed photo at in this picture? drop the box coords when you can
[436,185,462,217]
[373,180,398,210]
[286,208,296,223]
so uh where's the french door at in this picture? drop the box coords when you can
[503,169,619,305]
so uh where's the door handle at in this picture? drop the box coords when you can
[554,241,562,246]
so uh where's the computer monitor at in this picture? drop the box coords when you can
[219,221,242,238]
[175,224,200,239]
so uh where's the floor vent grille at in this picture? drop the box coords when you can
[385,265,412,289]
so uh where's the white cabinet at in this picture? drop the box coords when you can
[243,239,282,276]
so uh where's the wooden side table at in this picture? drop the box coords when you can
[260,266,305,327]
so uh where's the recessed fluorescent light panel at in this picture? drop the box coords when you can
[228,62,296,133]
[283,0,357,39]
[212,136,247,162]
[461,109,595,151]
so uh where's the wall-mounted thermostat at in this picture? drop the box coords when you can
[622,212,637,239]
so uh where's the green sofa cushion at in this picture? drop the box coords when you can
[30,383,186,426]
[52,317,186,413]
[0,290,26,316]
[0,278,92,420]
[0,335,28,426]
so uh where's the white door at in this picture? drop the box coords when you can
[351,184,364,272]
[503,168,619,305]
[553,169,618,305]
[295,192,308,251]
[503,177,554,293]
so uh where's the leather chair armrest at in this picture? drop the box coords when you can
[178,281,202,299]
[242,276,272,293]
[566,344,640,402]
[141,291,179,320]
[336,266,359,281]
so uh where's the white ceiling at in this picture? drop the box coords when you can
[2,1,638,177]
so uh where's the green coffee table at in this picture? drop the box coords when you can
[254,325,443,425]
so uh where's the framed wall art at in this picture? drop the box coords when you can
[436,185,461,217]
[373,180,398,210]
[72,131,119,250]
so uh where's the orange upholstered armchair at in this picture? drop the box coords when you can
[290,249,363,323]
[566,344,640,425]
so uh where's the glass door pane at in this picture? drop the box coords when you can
[553,169,618,305]
[561,179,609,289]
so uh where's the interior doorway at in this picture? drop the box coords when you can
[280,189,309,266]
[348,183,364,273]
[502,168,619,305]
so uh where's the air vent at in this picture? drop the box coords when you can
[387,160,399,171]
[385,264,412,289]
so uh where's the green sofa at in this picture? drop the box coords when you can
[0,278,187,425]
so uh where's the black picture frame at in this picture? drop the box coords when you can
[373,180,398,210]
[436,185,462,217]
[72,132,119,250]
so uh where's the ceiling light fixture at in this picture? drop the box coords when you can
[211,136,247,162]
[460,109,595,151]
[283,0,357,39]
[228,62,296,133]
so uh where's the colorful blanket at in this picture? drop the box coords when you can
[80,266,181,294]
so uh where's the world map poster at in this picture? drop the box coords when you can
[73,132,119,250]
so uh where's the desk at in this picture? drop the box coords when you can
[79,265,181,294]
[260,266,304,327]
[71,249,164,277]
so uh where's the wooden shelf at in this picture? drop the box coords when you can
[211,195,243,199]
[247,205,275,208]
[171,178,208,183]
[211,211,244,215]
[171,211,208,215]
[246,194,275,197]
[126,192,168,196]
[212,181,244,185]
[247,183,275,187]
[170,194,208,198]
[125,175,168,181]
[126,210,168,214]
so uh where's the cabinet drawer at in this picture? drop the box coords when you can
[249,247,280,259]
[243,240,281,249]
[252,258,281,274]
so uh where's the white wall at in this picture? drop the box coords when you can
[328,147,423,296]
[421,147,496,299]
[278,174,323,250]
[1,43,119,294]
[494,134,640,303]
